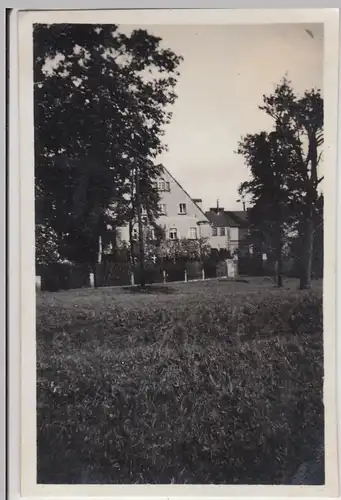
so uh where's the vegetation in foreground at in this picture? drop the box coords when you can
[37,278,324,485]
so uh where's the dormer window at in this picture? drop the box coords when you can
[219,227,226,236]
[212,227,217,236]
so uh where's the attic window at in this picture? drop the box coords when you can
[158,178,166,191]
[158,178,170,191]
[179,203,187,214]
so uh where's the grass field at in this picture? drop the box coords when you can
[36,277,324,485]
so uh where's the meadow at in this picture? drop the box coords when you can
[36,277,324,485]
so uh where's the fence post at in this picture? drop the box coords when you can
[184,269,187,282]
[36,276,41,292]
[89,272,95,288]
[202,268,205,280]
[163,270,167,283]
[131,272,135,286]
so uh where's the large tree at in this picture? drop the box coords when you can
[238,78,323,288]
[237,130,300,286]
[34,24,182,267]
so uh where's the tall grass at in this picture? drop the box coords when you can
[37,279,324,484]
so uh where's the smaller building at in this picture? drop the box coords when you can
[205,207,250,254]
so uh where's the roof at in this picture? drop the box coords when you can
[226,210,249,228]
[205,210,238,228]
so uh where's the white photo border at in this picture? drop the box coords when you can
[9,7,340,499]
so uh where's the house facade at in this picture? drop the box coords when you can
[117,167,211,245]
[205,207,250,254]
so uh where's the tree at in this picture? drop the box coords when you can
[260,78,323,288]
[34,24,183,269]
[237,78,323,288]
[237,130,300,286]
[36,223,60,266]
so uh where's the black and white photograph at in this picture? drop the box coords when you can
[13,7,339,497]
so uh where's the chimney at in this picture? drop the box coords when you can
[210,206,224,214]
[193,198,203,210]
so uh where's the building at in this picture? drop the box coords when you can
[116,167,211,245]
[205,207,250,254]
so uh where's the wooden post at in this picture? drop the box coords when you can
[35,276,41,291]
[163,270,167,283]
[89,273,95,288]
[131,272,135,286]
[202,268,205,280]
[184,269,188,282]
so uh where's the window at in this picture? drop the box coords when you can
[189,227,197,239]
[219,227,226,236]
[169,227,178,240]
[158,204,167,215]
[179,203,187,214]
[166,181,170,191]
[141,206,147,216]
[132,228,138,240]
[212,227,217,236]
[158,178,166,191]
[147,228,156,240]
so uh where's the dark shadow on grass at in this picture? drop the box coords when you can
[122,285,177,295]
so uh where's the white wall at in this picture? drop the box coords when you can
[117,168,211,243]
[208,226,240,252]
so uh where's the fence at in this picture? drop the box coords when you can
[36,259,232,292]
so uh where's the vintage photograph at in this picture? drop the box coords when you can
[31,16,329,487]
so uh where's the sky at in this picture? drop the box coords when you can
[123,23,324,211]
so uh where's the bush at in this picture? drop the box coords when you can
[40,262,90,292]
[37,281,323,484]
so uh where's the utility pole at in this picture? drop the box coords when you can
[135,165,146,288]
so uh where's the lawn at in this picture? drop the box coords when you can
[36,277,324,485]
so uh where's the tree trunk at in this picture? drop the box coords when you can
[299,216,314,289]
[128,220,135,267]
[275,218,283,288]
[135,167,146,288]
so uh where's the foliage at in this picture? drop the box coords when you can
[237,78,324,287]
[37,278,323,484]
[36,223,61,266]
[34,24,183,263]
[144,237,211,262]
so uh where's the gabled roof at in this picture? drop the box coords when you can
[161,166,210,223]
